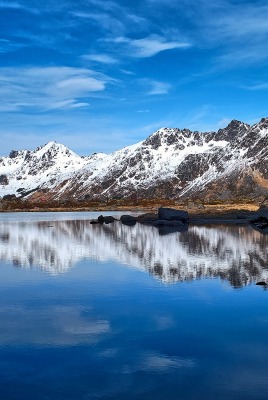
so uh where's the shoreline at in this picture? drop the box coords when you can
[0,204,262,227]
[0,203,260,214]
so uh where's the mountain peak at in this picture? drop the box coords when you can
[225,119,246,130]
[34,141,78,159]
[258,117,268,128]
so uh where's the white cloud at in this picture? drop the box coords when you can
[82,53,118,64]
[147,80,172,95]
[49,99,89,110]
[0,66,110,112]
[113,34,191,58]
[56,76,105,93]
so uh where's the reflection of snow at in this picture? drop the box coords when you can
[0,218,268,286]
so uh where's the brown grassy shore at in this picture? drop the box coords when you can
[0,198,260,222]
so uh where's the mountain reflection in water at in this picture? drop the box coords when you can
[0,219,267,287]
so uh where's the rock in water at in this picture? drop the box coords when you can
[103,216,116,224]
[98,215,105,224]
[120,215,136,225]
[249,207,268,232]
[158,207,189,223]
[136,213,157,223]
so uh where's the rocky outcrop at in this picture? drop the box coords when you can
[120,215,137,225]
[97,215,116,224]
[249,207,268,233]
[158,207,189,222]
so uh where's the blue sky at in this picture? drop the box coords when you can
[0,0,267,155]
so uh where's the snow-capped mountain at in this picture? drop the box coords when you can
[1,117,268,201]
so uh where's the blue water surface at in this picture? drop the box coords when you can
[0,212,268,400]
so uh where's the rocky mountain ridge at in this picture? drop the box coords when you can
[1,117,268,202]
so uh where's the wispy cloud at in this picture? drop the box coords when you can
[147,80,172,95]
[112,34,191,58]
[0,1,25,9]
[216,44,268,68]
[0,38,26,53]
[241,83,268,91]
[82,53,118,64]
[0,0,39,13]
[73,11,125,34]
[0,66,111,112]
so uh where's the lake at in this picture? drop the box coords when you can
[0,212,268,400]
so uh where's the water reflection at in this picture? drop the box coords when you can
[0,219,268,287]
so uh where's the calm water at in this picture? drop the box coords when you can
[0,212,268,400]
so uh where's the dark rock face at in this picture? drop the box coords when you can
[136,213,157,223]
[98,215,105,223]
[0,175,8,185]
[120,215,137,225]
[9,150,19,159]
[158,207,189,223]
[2,194,16,201]
[249,207,268,233]
[143,132,162,149]
[103,216,116,224]
[97,215,116,224]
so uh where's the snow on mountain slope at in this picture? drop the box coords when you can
[0,141,90,197]
[1,117,268,201]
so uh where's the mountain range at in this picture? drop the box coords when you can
[1,117,268,202]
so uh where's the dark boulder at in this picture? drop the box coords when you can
[98,215,116,224]
[256,281,267,286]
[120,215,136,225]
[103,216,116,224]
[249,207,268,232]
[158,207,189,223]
[136,213,157,223]
[0,175,8,185]
[98,215,105,223]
